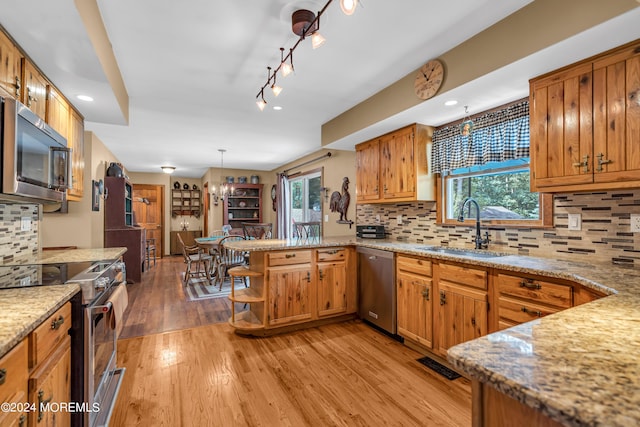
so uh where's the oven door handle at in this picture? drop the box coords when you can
[91,301,112,315]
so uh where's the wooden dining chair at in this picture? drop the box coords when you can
[216,235,248,289]
[242,222,273,239]
[145,237,157,270]
[177,233,213,285]
[294,221,321,240]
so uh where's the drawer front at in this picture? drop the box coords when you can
[0,339,28,406]
[316,248,346,262]
[268,250,312,267]
[397,255,432,277]
[438,263,487,290]
[499,296,561,324]
[29,302,72,369]
[497,274,572,308]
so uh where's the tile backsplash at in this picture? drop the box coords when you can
[0,203,40,287]
[356,190,640,266]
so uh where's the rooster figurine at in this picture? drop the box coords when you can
[329,177,353,227]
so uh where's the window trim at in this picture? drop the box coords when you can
[435,168,553,228]
[287,167,324,237]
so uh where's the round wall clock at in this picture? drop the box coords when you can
[414,59,444,100]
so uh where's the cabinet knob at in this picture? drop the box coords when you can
[14,76,20,97]
[439,290,446,305]
[0,368,6,385]
[422,288,430,301]
[50,315,65,330]
[37,389,53,422]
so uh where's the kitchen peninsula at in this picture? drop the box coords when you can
[227,236,639,427]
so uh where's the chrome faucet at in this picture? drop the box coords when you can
[457,197,490,249]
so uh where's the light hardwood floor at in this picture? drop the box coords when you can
[112,257,471,426]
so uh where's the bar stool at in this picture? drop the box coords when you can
[145,238,156,270]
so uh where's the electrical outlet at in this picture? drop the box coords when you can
[396,215,403,226]
[324,214,329,223]
[20,217,31,231]
[567,213,581,231]
[375,214,381,223]
[20,277,30,286]
[631,214,640,232]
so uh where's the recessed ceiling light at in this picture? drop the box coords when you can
[444,100,458,106]
[273,106,283,111]
[77,95,94,102]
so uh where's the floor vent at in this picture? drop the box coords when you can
[416,356,461,380]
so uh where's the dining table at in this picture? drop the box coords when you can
[195,235,226,278]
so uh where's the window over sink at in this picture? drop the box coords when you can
[432,100,552,227]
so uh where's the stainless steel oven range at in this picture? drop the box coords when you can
[68,260,127,427]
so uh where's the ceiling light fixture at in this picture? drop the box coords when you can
[340,0,359,15]
[280,47,293,77]
[161,166,176,174]
[212,149,233,204]
[444,100,458,106]
[77,95,94,102]
[255,0,358,110]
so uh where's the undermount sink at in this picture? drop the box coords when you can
[417,246,506,258]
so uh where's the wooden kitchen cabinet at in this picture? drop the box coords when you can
[67,108,85,200]
[266,250,314,326]
[396,255,433,349]
[46,85,69,139]
[0,30,22,99]
[355,139,380,202]
[530,39,640,192]
[435,262,488,357]
[0,340,28,427]
[28,303,72,427]
[355,123,435,203]
[316,248,356,318]
[492,271,573,331]
[21,58,47,120]
[105,177,134,229]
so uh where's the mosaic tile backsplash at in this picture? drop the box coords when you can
[356,190,640,266]
[0,203,41,286]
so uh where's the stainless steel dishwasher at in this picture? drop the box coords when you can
[357,247,396,334]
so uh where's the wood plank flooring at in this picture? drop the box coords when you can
[112,257,471,426]
[120,256,232,339]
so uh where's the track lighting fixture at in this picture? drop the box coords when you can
[255,0,359,110]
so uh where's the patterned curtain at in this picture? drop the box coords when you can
[431,101,530,174]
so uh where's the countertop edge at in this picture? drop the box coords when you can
[0,284,80,356]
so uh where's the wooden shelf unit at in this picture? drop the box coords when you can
[171,188,201,217]
[104,177,134,229]
[223,184,263,232]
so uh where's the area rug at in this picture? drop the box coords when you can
[182,274,237,301]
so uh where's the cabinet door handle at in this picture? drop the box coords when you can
[285,253,296,258]
[521,306,542,317]
[326,250,338,255]
[319,270,324,280]
[471,317,476,326]
[306,271,311,282]
[37,389,53,422]
[0,368,6,385]
[596,153,612,172]
[19,414,26,427]
[572,155,589,173]
[422,288,430,301]
[51,315,65,330]
[439,291,446,306]
[519,279,541,290]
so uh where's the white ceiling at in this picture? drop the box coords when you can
[0,1,639,178]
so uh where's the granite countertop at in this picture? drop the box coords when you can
[2,247,127,266]
[230,236,640,426]
[0,283,80,356]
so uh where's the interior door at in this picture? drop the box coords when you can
[132,184,164,256]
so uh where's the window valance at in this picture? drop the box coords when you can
[431,101,530,174]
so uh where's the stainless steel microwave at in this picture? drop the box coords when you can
[1,96,70,204]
